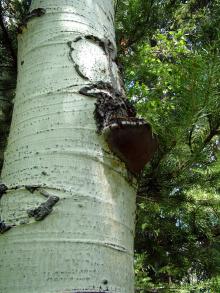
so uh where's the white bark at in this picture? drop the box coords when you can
[0,1,136,292]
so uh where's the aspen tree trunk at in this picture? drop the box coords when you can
[0,1,136,292]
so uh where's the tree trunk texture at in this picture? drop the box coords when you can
[0,1,136,293]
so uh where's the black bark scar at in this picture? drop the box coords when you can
[0,183,10,234]
[0,220,12,234]
[26,8,46,20]
[0,183,7,199]
[27,189,59,221]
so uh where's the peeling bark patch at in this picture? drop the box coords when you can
[82,35,117,86]
[67,34,116,82]
[27,191,59,221]
[74,34,116,60]
[0,220,12,234]
[67,41,89,80]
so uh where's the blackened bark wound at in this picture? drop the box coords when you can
[95,92,136,132]
[27,188,59,221]
[0,184,9,234]
[0,183,7,199]
[0,220,12,234]
[26,8,46,20]
[79,81,136,132]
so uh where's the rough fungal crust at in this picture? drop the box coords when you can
[70,34,157,173]
[79,81,136,133]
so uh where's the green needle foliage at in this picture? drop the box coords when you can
[115,0,220,291]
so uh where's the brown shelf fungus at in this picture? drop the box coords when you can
[103,117,157,174]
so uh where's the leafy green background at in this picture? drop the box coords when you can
[115,0,220,291]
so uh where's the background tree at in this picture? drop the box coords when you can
[115,0,220,291]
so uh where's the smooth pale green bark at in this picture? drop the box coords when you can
[0,1,136,292]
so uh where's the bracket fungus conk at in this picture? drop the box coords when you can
[103,117,158,174]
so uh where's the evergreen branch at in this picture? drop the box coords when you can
[118,0,155,52]
[0,1,17,67]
